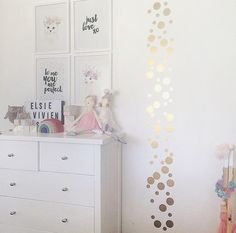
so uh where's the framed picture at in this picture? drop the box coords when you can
[74,53,111,105]
[36,55,70,102]
[35,1,70,54]
[73,0,111,52]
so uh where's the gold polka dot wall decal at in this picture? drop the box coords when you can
[153,172,161,180]
[166,220,174,228]
[166,198,174,206]
[163,8,171,16]
[160,39,168,47]
[157,182,165,190]
[165,156,173,164]
[150,46,157,53]
[151,140,159,148]
[148,34,156,42]
[147,177,155,184]
[157,21,165,29]
[154,84,162,92]
[154,220,162,228]
[159,204,167,212]
[146,0,175,230]
[156,64,165,73]
[167,179,175,187]
[153,2,161,10]
[162,92,170,99]
[161,166,169,174]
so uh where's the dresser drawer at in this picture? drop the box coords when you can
[40,142,95,175]
[0,224,53,233]
[0,196,94,233]
[0,170,94,206]
[0,141,38,171]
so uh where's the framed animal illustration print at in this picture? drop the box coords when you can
[74,53,111,105]
[73,0,111,52]
[35,1,70,54]
[36,55,70,102]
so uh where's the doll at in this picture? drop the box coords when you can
[218,202,228,233]
[69,95,101,133]
[98,90,118,134]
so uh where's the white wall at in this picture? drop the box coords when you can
[0,0,236,233]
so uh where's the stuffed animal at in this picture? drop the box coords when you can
[69,95,101,133]
[98,89,118,133]
[4,105,24,124]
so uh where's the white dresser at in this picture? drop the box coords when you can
[0,133,121,233]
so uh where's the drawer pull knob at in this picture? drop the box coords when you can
[61,218,68,223]
[10,211,16,216]
[61,156,68,161]
[8,153,15,158]
[62,187,69,192]
[10,182,16,187]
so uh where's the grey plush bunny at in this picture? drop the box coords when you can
[4,106,24,124]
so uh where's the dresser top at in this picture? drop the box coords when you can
[0,132,116,145]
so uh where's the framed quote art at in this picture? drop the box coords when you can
[74,54,111,105]
[35,1,70,54]
[73,0,111,52]
[36,56,70,102]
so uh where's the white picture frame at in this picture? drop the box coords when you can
[72,0,112,53]
[35,0,70,54]
[36,55,70,102]
[73,53,111,105]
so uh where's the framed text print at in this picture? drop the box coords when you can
[73,0,111,52]
[35,1,70,54]
[74,54,111,105]
[36,56,70,102]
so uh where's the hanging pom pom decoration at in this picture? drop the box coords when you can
[38,119,64,134]
[215,178,236,201]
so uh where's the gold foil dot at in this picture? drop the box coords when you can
[162,92,170,99]
[160,39,168,47]
[154,84,162,92]
[153,101,160,109]
[161,161,165,165]
[165,149,169,152]
[147,177,155,184]
[166,125,174,133]
[164,1,168,5]
[165,113,174,122]
[150,46,158,53]
[154,220,162,228]
[169,20,173,24]
[153,2,161,10]
[148,9,152,14]
[150,161,154,165]
[146,184,151,188]
[155,191,159,195]
[166,197,174,206]
[168,173,173,177]
[167,47,174,54]
[163,8,171,16]
[163,78,171,85]
[151,140,159,149]
[146,71,154,79]
[157,182,165,190]
[146,106,154,114]
[157,21,165,29]
[153,21,157,25]
[150,199,154,203]
[154,154,158,159]
[161,166,169,174]
[163,227,167,231]
[148,59,154,65]
[157,64,165,73]
[168,213,172,217]
[156,13,160,17]
[163,30,167,34]
[167,179,175,187]
[166,192,170,196]
[151,215,155,219]
[166,220,174,228]
[158,35,162,39]
[159,204,167,212]
[148,34,156,42]
[165,157,173,164]
[153,172,161,180]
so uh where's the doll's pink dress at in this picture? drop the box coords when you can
[232,224,236,233]
[218,212,227,233]
[74,111,100,132]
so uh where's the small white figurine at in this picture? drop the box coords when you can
[98,90,118,133]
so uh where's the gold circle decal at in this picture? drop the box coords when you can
[151,140,159,149]
[161,166,169,174]
[157,182,165,190]
[160,39,168,47]
[153,172,161,180]
[153,2,161,10]
[159,204,167,212]
[166,197,174,206]
[147,177,155,184]
[167,179,175,187]
[166,220,174,228]
[163,8,171,16]
[165,157,173,164]
[154,220,162,228]
[148,35,156,42]
[157,21,165,29]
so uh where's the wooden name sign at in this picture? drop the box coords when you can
[25,100,64,125]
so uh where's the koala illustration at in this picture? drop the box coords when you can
[43,17,61,35]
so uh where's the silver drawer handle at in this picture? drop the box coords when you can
[61,218,68,223]
[10,211,16,216]
[10,182,16,187]
[62,187,69,192]
[61,156,68,161]
[8,153,15,158]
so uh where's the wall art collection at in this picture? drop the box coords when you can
[35,0,112,104]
